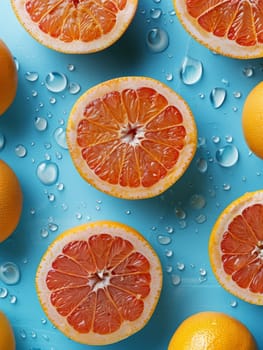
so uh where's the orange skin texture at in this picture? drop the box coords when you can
[0,160,23,242]
[242,82,263,159]
[0,311,16,350]
[0,40,17,116]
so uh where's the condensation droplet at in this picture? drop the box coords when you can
[34,116,48,131]
[0,132,5,150]
[166,226,174,234]
[215,144,239,167]
[212,135,220,144]
[0,262,20,285]
[166,265,173,273]
[25,72,39,82]
[210,88,227,108]
[223,183,231,191]
[171,274,181,286]
[48,223,59,232]
[49,97,57,104]
[53,127,68,149]
[196,158,208,173]
[230,300,238,308]
[243,67,254,77]
[40,228,49,238]
[157,235,171,245]
[48,193,56,202]
[56,183,64,191]
[15,144,27,158]
[19,329,27,339]
[233,91,242,99]
[177,262,185,271]
[190,194,206,210]
[68,82,81,95]
[195,214,207,224]
[165,249,173,257]
[45,72,68,93]
[175,207,186,220]
[150,8,162,19]
[180,56,203,85]
[67,64,75,72]
[9,295,17,304]
[146,27,169,53]
[0,287,8,298]
[36,161,59,185]
[199,268,207,277]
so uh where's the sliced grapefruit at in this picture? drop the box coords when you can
[11,0,138,53]
[36,220,163,345]
[173,0,263,59]
[209,190,263,305]
[66,76,197,199]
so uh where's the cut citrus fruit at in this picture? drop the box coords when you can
[209,190,263,305]
[0,40,18,116]
[36,220,162,345]
[242,82,263,159]
[173,0,263,59]
[0,159,23,243]
[11,0,138,54]
[66,76,197,199]
[168,311,257,350]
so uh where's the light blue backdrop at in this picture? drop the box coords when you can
[0,1,263,349]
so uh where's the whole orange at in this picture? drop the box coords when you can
[0,311,15,350]
[0,159,23,243]
[0,40,18,116]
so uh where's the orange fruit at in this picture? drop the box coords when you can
[0,311,16,350]
[0,40,18,116]
[66,76,197,199]
[173,0,263,59]
[168,311,257,350]
[36,220,163,345]
[0,159,23,243]
[11,0,138,54]
[242,82,263,159]
[209,190,263,305]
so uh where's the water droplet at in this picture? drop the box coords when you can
[15,144,27,158]
[210,88,227,108]
[45,72,67,93]
[14,57,19,71]
[223,183,231,191]
[9,295,17,304]
[195,214,207,224]
[0,262,20,285]
[125,209,131,215]
[157,235,171,245]
[53,127,68,149]
[212,135,220,144]
[36,161,59,185]
[31,330,37,339]
[165,72,173,81]
[190,194,206,210]
[177,262,185,271]
[196,158,208,173]
[67,64,75,72]
[171,274,181,286]
[0,132,5,150]
[49,97,57,104]
[68,82,81,95]
[25,72,39,82]
[166,226,174,234]
[165,249,173,257]
[175,207,186,220]
[243,67,254,77]
[215,144,239,167]
[150,8,162,19]
[48,193,56,202]
[233,91,242,99]
[19,329,27,339]
[230,300,238,308]
[32,90,38,97]
[166,265,173,273]
[41,318,47,325]
[48,223,59,232]
[199,268,207,277]
[40,228,49,238]
[198,136,206,147]
[56,182,64,191]
[180,56,203,85]
[34,116,48,131]
[75,212,83,220]
[225,135,233,143]
[146,27,169,53]
[198,92,205,99]
[0,287,8,298]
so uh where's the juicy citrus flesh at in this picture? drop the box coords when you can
[0,40,17,115]
[242,82,263,159]
[36,221,163,345]
[168,311,257,350]
[0,311,16,350]
[173,0,263,59]
[209,191,263,305]
[67,76,197,199]
[11,0,138,53]
[0,160,23,243]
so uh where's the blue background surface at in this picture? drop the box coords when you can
[1,1,263,349]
